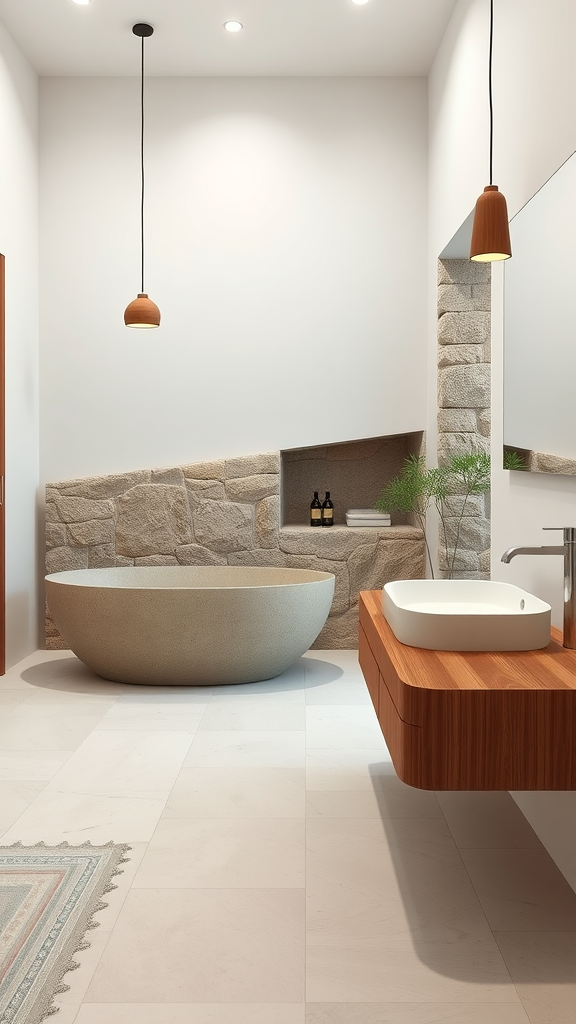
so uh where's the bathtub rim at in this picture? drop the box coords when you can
[45,565,335,591]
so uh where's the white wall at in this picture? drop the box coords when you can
[0,21,39,666]
[39,77,428,485]
[429,0,576,889]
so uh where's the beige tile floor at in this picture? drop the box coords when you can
[1,647,575,1022]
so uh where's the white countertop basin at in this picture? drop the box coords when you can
[382,579,552,651]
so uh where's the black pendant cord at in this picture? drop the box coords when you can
[140,33,145,294]
[488,0,494,185]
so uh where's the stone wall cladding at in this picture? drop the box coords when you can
[516,450,576,477]
[45,449,425,650]
[437,259,491,580]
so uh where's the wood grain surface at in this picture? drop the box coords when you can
[359,590,576,791]
[0,254,4,675]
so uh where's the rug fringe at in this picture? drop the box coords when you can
[4,840,132,853]
[2,842,132,1024]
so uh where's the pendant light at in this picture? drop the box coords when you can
[469,0,511,262]
[124,23,161,328]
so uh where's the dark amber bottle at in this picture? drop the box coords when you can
[310,491,322,527]
[321,491,334,527]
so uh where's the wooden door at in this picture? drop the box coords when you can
[0,255,5,673]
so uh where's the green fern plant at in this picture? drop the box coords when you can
[443,451,490,578]
[503,449,527,471]
[375,455,441,578]
[375,451,491,580]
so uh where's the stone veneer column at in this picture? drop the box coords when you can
[45,450,425,650]
[437,259,491,579]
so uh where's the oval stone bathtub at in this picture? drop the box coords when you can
[45,565,335,686]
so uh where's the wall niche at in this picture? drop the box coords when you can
[281,432,425,526]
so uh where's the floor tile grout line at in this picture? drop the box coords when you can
[434,787,530,1010]
[493,927,576,934]
[146,717,210,854]
[0,779,50,843]
[0,728,198,845]
[128,725,199,866]
[488,928,576,1024]
[54,841,155,1017]
[0,748,79,840]
[128,886,308,891]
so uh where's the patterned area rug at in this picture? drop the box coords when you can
[0,842,131,1024]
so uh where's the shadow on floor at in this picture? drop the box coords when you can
[19,654,344,693]
[369,771,576,986]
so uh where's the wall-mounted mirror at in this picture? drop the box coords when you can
[503,150,576,475]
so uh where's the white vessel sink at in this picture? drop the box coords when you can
[382,579,552,652]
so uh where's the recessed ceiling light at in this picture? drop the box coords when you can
[351,0,371,5]
[224,21,243,32]
[72,0,90,5]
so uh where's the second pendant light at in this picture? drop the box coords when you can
[469,0,511,263]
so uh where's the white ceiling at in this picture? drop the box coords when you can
[0,0,457,77]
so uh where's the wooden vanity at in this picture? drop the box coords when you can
[359,589,576,790]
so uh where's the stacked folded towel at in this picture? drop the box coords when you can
[346,508,392,528]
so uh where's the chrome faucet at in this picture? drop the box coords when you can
[501,527,576,649]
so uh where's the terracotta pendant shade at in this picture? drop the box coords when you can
[470,185,512,262]
[124,293,161,329]
[125,24,161,329]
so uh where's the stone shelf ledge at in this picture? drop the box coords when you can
[281,525,422,536]
[278,524,425,648]
[280,524,422,554]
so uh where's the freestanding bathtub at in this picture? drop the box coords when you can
[45,565,335,686]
